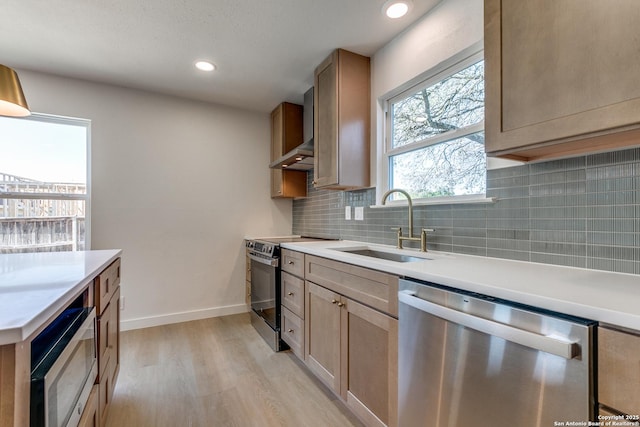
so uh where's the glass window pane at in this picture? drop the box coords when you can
[390,132,486,199]
[0,115,89,253]
[391,60,484,149]
[0,116,87,187]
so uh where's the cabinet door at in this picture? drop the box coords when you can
[108,287,121,393]
[485,0,640,160]
[305,281,342,393]
[97,302,111,379]
[342,298,398,427]
[314,51,339,188]
[599,326,640,415]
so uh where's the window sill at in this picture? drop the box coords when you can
[371,195,496,208]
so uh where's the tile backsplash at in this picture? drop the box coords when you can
[292,147,640,275]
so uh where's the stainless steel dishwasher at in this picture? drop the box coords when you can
[398,278,596,427]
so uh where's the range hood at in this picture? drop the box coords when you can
[269,139,314,170]
[269,87,314,171]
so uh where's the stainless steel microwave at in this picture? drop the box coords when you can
[30,306,97,427]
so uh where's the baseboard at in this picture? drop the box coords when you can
[121,303,250,331]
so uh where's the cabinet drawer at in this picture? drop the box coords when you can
[305,255,399,317]
[599,326,640,415]
[281,271,304,318]
[95,258,121,315]
[281,249,304,277]
[282,306,304,360]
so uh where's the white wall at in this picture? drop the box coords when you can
[371,0,516,192]
[18,70,293,330]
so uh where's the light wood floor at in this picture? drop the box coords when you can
[106,313,363,427]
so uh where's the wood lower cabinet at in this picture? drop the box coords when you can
[305,282,342,391]
[598,326,640,416]
[281,250,306,359]
[304,257,399,427]
[344,299,397,427]
[485,0,640,161]
[95,259,121,427]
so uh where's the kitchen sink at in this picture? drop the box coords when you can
[339,248,430,263]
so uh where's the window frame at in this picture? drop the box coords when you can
[0,112,92,250]
[379,49,487,206]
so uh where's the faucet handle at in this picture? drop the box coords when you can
[391,227,403,235]
[391,227,403,249]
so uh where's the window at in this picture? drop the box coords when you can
[0,114,90,253]
[384,52,485,202]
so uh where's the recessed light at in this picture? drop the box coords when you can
[195,61,216,72]
[382,0,412,19]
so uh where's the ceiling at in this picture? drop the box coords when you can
[2,0,441,113]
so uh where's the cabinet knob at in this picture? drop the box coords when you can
[331,299,338,304]
[287,292,294,296]
[312,180,318,185]
[337,302,345,307]
[288,261,294,265]
[288,329,294,333]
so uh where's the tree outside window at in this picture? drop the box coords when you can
[386,56,485,201]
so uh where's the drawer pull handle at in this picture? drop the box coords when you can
[288,329,294,333]
[287,292,294,296]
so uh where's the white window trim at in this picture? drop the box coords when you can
[375,46,489,207]
[1,112,92,249]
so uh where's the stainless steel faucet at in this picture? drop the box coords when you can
[381,189,433,252]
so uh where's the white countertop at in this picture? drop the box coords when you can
[0,249,122,345]
[281,240,640,330]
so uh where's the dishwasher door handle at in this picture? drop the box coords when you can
[399,290,580,360]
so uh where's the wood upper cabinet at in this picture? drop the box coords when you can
[314,49,370,190]
[485,0,640,161]
[271,102,307,198]
[598,326,640,416]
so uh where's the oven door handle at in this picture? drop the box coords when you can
[248,253,279,267]
[398,290,580,360]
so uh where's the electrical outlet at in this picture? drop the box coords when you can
[355,206,364,221]
[120,296,125,310]
[345,206,352,220]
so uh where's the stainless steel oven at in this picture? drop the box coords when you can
[245,236,326,351]
[30,302,97,427]
[246,239,284,351]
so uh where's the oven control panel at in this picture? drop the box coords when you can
[246,240,276,257]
